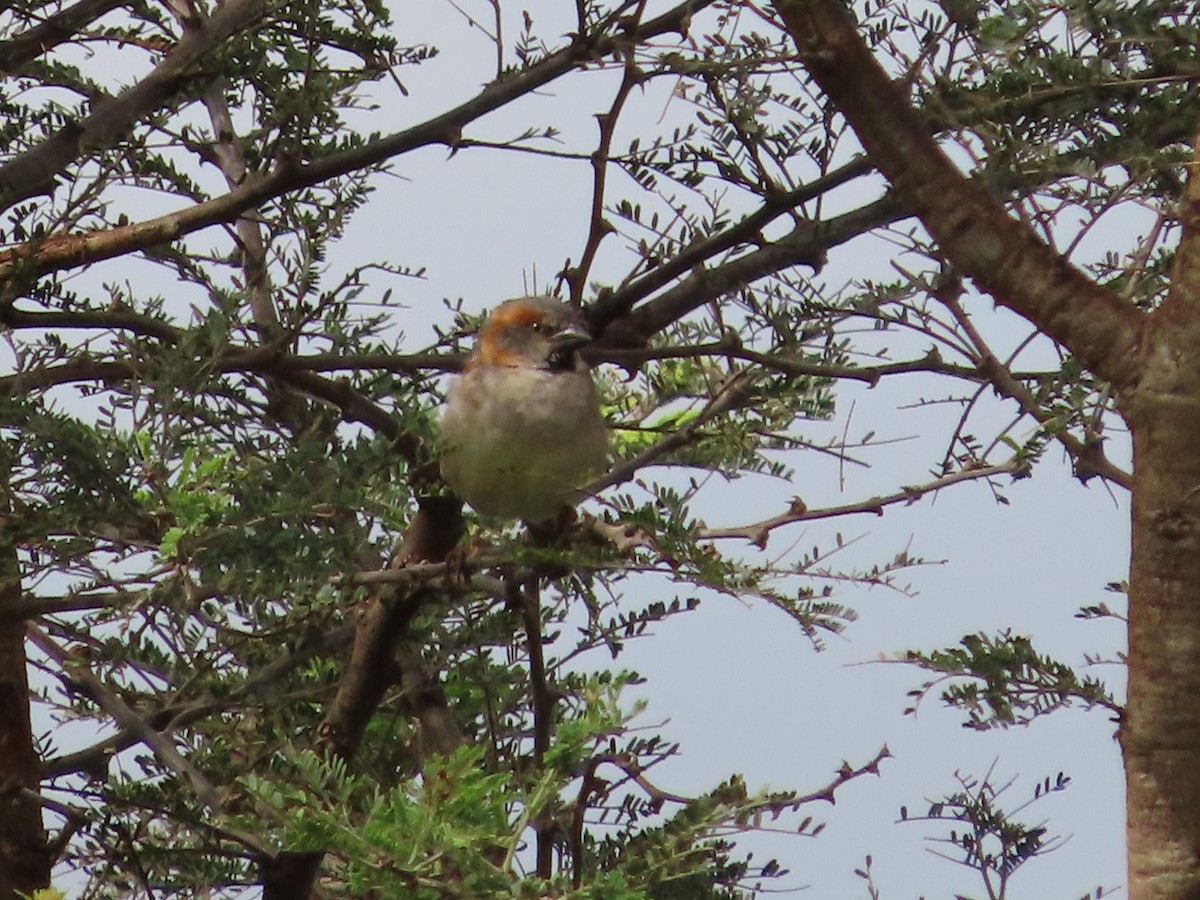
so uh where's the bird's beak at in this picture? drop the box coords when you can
[551,324,592,350]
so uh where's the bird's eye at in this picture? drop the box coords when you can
[529,321,542,332]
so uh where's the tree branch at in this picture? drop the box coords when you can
[590,157,877,335]
[1156,124,1200,328]
[29,625,230,816]
[565,20,645,305]
[43,622,354,779]
[0,0,267,211]
[267,496,465,898]
[0,345,422,464]
[699,458,1027,546]
[516,579,556,879]
[0,471,47,893]
[590,371,758,495]
[933,277,1131,488]
[0,0,129,73]
[772,0,1146,392]
[0,0,715,282]
[599,196,903,349]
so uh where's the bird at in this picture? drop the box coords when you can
[440,295,609,524]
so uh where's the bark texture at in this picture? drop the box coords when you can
[1122,130,1200,897]
[0,485,48,896]
[1125,374,1200,898]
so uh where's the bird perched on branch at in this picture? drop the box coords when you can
[440,296,609,524]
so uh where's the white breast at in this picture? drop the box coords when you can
[440,366,609,522]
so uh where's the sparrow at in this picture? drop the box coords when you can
[440,296,609,524]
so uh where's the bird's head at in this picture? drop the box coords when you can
[471,296,593,373]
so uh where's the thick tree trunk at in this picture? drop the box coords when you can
[1123,117,1200,898]
[0,485,49,897]
[770,2,1200,894]
[0,632,47,898]
[1124,364,1200,898]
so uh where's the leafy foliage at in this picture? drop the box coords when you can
[900,765,1078,900]
[904,632,1119,729]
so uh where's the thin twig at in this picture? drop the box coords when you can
[700,458,1026,545]
[565,4,647,305]
[29,625,239,827]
